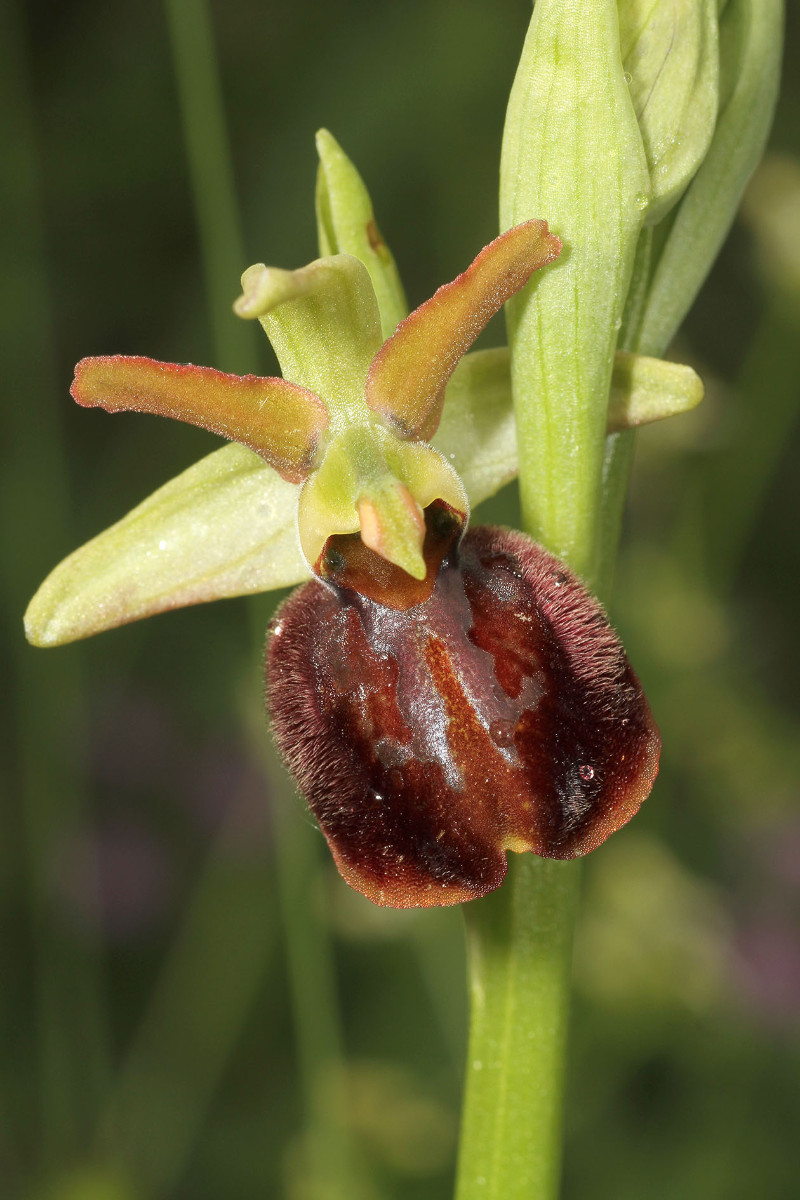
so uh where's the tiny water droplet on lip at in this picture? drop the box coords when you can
[623,71,632,85]
[489,719,515,749]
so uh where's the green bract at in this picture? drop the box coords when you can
[619,0,720,228]
[25,132,703,649]
[635,0,784,357]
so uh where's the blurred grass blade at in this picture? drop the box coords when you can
[698,303,800,590]
[159,9,367,1199]
[0,0,110,1168]
[97,817,277,1195]
[164,0,259,373]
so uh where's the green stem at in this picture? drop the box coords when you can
[455,857,581,1200]
[459,3,648,1182]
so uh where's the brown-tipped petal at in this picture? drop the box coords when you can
[268,526,660,909]
[365,221,561,441]
[72,356,329,484]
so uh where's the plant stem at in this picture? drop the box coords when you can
[455,856,581,1200]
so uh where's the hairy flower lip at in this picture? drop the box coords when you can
[268,525,661,909]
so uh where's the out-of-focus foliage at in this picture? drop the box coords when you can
[2,2,800,1199]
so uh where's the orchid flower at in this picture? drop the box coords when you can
[25,132,683,907]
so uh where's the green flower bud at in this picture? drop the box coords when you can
[636,0,784,357]
[500,0,650,580]
[619,0,720,227]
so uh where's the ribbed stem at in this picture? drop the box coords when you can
[455,857,581,1200]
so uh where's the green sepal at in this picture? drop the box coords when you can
[606,351,704,430]
[315,128,408,338]
[500,0,651,579]
[620,0,720,227]
[234,254,382,426]
[635,0,784,357]
[24,443,308,647]
[438,346,703,487]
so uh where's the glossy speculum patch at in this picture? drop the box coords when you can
[268,526,660,908]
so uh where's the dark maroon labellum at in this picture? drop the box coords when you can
[267,526,660,908]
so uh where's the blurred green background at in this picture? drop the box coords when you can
[3,2,800,1198]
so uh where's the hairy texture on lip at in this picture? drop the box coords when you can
[267,527,660,908]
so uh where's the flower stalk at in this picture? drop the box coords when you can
[456,857,580,1200]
